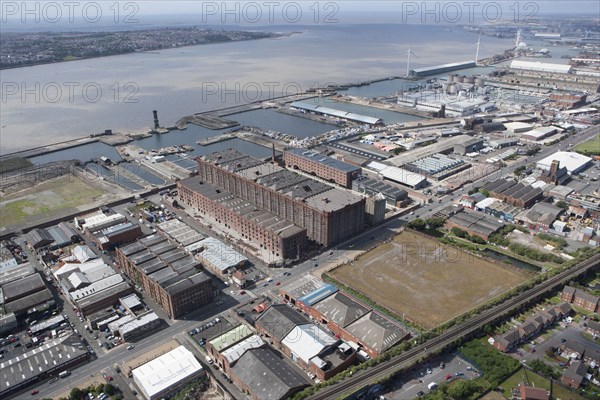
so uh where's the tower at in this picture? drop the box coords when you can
[153,110,160,129]
[475,33,481,66]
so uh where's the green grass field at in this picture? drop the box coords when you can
[573,133,600,156]
[0,175,105,228]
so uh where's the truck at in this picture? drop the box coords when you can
[59,371,71,378]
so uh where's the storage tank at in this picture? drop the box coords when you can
[476,77,485,87]
[464,76,475,84]
[447,74,456,82]
[448,84,458,94]
[455,75,465,83]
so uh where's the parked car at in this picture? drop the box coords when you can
[31,390,39,395]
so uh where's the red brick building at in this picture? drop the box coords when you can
[519,385,549,400]
[178,178,306,260]
[283,148,361,188]
[188,150,365,247]
[561,286,600,313]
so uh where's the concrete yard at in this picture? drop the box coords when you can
[330,231,529,329]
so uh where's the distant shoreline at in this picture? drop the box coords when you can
[0,29,293,70]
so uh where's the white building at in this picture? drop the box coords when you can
[132,346,204,400]
[510,60,572,74]
[537,152,593,175]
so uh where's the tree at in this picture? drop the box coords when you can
[447,379,482,399]
[408,218,426,230]
[451,227,469,238]
[480,188,490,197]
[104,383,116,396]
[514,165,526,176]
[425,217,445,230]
[556,200,568,210]
[69,388,84,400]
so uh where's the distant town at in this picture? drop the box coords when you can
[0,27,284,69]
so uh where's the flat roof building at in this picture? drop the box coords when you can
[365,162,427,189]
[537,152,593,175]
[352,175,408,207]
[132,346,204,400]
[290,101,383,125]
[510,60,572,74]
[191,237,248,280]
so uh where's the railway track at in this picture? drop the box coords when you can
[308,254,600,400]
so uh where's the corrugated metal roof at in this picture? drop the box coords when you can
[291,101,382,125]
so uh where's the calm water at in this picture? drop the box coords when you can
[228,108,334,138]
[482,248,541,272]
[2,24,514,154]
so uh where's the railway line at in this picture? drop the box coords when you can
[308,254,600,400]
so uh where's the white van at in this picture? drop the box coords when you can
[428,382,438,391]
[357,350,371,362]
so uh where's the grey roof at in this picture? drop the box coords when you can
[3,288,53,314]
[280,275,326,300]
[0,334,88,395]
[0,262,35,286]
[563,361,587,385]
[46,226,71,247]
[256,304,310,341]
[344,311,409,354]
[285,148,361,173]
[447,210,504,237]
[231,348,310,400]
[25,229,54,247]
[312,292,371,328]
[2,273,45,302]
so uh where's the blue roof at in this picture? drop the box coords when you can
[297,283,338,306]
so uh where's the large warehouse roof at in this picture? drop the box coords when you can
[285,148,361,173]
[366,162,427,188]
[290,101,382,125]
[510,60,572,74]
[282,324,337,364]
[537,152,592,174]
[132,346,203,400]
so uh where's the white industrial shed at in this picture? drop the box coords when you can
[537,152,593,175]
[510,60,572,74]
[132,346,204,400]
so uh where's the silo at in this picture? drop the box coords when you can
[447,74,456,82]
[464,76,475,84]
[455,75,465,83]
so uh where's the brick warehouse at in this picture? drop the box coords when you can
[116,235,214,319]
[179,149,365,248]
[178,179,306,259]
[283,148,361,188]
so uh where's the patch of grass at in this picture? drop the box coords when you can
[0,175,104,227]
[573,133,600,156]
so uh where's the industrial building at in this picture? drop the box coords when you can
[537,152,593,175]
[54,258,133,315]
[0,334,89,398]
[290,101,383,125]
[178,178,307,260]
[187,237,248,281]
[283,148,361,188]
[365,194,386,225]
[109,311,162,340]
[510,60,572,74]
[483,179,544,209]
[409,60,476,77]
[521,126,558,141]
[365,161,427,189]
[157,219,205,247]
[515,202,564,231]
[183,149,366,248]
[454,138,484,155]
[255,304,311,348]
[132,346,204,400]
[406,153,468,179]
[116,235,214,319]
[1,269,54,318]
[352,175,408,207]
[230,347,310,400]
[206,324,264,373]
[279,275,331,309]
[444,209,505,240]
